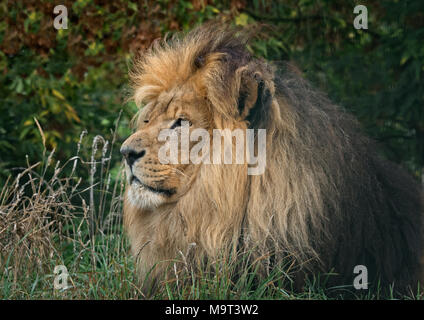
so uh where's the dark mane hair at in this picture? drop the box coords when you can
[273,66,424,294]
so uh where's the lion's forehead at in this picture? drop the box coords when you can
[141,86,206,123]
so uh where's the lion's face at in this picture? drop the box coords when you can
[121,84,212,209]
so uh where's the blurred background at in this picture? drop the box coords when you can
[0,0,423,184]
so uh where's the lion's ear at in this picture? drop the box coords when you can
[237,68,272,129]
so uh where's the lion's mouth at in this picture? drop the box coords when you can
[130,175,176,197]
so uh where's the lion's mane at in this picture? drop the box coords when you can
[125,24,424,295]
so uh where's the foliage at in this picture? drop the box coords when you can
[1,0,423,183]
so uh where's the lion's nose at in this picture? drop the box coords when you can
[120,146,146,167]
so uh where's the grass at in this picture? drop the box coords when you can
[0,122,423,300]
[0,120,141,299]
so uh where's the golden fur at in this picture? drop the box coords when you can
[122,24,424,295]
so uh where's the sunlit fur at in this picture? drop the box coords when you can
[123,23,424,295]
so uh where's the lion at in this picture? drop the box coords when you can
[121,24,424,297]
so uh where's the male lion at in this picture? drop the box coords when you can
[121,24,424,296]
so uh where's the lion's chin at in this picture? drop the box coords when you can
[126,183,166,210]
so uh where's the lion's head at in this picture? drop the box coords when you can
[122,24,424,295]
[121,25,272,211]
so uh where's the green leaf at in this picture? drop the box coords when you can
[235,13,249,26]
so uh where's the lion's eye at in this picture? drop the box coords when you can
[170,118,191,129]
[171,118,182,129]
